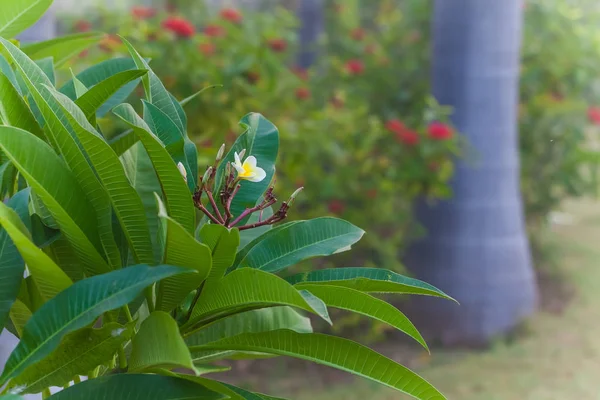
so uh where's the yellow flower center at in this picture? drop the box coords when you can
[239,162,255,178]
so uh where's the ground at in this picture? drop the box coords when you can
[229,198,600,400]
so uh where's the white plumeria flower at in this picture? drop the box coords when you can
[177,162,187,183]
[232,151,266,182]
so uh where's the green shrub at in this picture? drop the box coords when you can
[0,1,453,399]
[58,1,461,274]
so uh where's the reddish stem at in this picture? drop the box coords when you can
[206,191,224,223]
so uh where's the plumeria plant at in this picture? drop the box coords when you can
[58,0,461,276]
[0,1,452,400]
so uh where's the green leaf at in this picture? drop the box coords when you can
[9,298,31,337]
[0,189,29,330]
[185,307,311,359]
[44,87,155,265]
[0,199,72,302]
[0,71,44,140]
[43,236,83,282]
[174,377,273,400]
[75,69,146,121]
[192,331,446,400]
[108,129,138,156]
[155,196,212,312]
[10,322,135,394]
[236,218,364,273]
[121,37,185,134]
[47,374,225,400]
[0,54,20,92]
[21,32,102,68]
[59,57,139,117]
[287,268,455,300]
[0,264,190,386]
[216,113,279,226]
[113,103,195,234]
[186,268,329,329]
[0,394,24,400]
[0,125,111,276]
[179,85,223,107]
[129,311,195,373]
[299,284,428,350]
[34,58,54,85]
[0,0,53,38]
[70,69,87,98]
[200,224,240,289]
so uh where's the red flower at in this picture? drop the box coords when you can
[220,7,243,23]
[204,24,226,37]
[268,38,287,53]
[351,28,365,41]
[162,17,195,38]
[199,42,216,56]
[78,50,89,59]
[588,107,600,125]
[367,189,378,199]
[427,122,453,140]
[328,200,345,215]
[99,35,121,53]
[75,20,92,32]
[245,71,260,84]
[396,130,420,146]
[345,59,365,75]
[131,6,156,19]
[295,87,310,100]
[385,119,406,135]
[291,66,309,81]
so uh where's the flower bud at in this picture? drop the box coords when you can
[202,166,213,183]
[216,143,226,161]
[177,162,187,183]
[287,187,304,205]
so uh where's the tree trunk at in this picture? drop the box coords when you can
[404,0,538,346]
[296,0,324,68]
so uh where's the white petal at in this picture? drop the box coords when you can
[243,156,257,168]
[248,166,266,182]
[234,152,242,168]
[231,161,245,174]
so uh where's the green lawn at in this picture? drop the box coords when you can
[291,198,600,400]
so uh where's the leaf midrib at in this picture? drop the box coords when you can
[0,0,46,36]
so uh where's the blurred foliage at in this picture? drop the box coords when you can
[520,0,600,255]
[58,0,461,281]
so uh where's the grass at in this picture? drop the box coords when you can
[289,198,600,400]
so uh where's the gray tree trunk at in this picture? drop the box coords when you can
[296,0,324,68]
[404,0,538,346]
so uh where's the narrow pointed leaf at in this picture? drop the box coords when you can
[108,129,138,156]
[0,264,191,385]
[0,125,110,276]
[215,113,278,226]
[192,331,446,400]
[45,87,154,265]
[121,37,185,133]
[200,224,240,289]
[236,218,364,273]
[0,0,53,38]
[129,311,195,373]
[299,284,428,349]
[179,85,223,107]
[59,57,140,117]
[70,69,87,98]
[9,299,31,337]
[0,199,72,302]
[187,268,329,328]
[0,189,30,330]
[75,69,146,121]
[10,322,135,394]
[113,103,195,233]
[155,196,212,312]
[286,268,455,300]
[0,72,43,139]
[47,374,225,400]
[21,32,102,67]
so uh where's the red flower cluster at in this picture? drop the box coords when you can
[386,119,420,146]
[162,17,195,38]
[75,20,92,32]
[345,59,365,75]
[427,122,453,140]
[131,6,156,19]
[220,8,243,23]
[291,66,309,81]
[351,28,365,41]
[199,42,216,56]
[99,35,121,53]
[204,24,226,37]
[588,106,600,125]
[295,87,311,100]
[268,38,287,53]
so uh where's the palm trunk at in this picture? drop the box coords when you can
[404,0,538,346]
[296,0,324,68]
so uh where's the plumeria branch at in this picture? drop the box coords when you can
[191,146,302,231]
